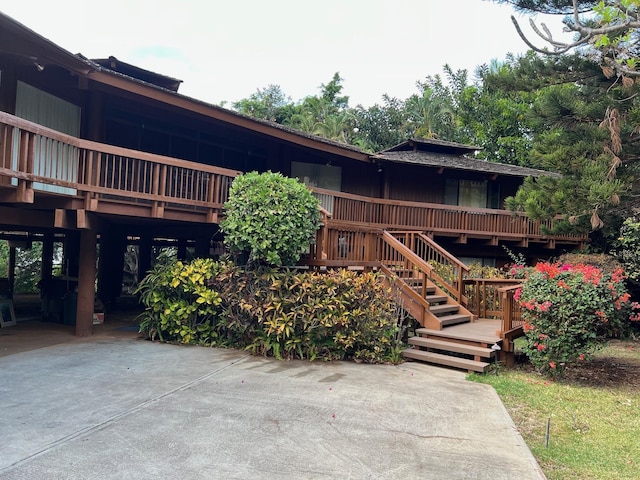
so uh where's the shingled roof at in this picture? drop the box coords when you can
[373,139,559,178]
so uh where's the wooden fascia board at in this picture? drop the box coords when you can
[85,70,370,162]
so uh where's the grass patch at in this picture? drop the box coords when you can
[469,339,640,480]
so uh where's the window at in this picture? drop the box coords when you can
[444,178,500,209]
[291,161,341,191]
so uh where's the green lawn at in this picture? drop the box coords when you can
[469,340,640,480]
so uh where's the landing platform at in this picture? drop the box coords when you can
[417,318,502,345]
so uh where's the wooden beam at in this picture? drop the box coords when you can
[76,209,104,231]
[151,202,165,218]
[0,206,53,228]
[206,211,218,223]
[453,234,468,244]
[54,209,75,229]
[486,236,499,247]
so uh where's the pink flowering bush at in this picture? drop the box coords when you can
[517,262,638,376]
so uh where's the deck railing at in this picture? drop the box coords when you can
[463,278,522,319]
[0,111,240,218]
[311,186,585,243]
[499,284,524,337]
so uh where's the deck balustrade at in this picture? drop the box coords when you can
[0,111,239,220]
[311,187,585,244]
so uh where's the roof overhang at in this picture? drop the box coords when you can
[372,151,560,178]
[0,11,370,163]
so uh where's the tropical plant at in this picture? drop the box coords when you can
[138,259,403,363]
[136,257,223,344]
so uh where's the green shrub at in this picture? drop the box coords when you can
[220,171,321,266]
[210,267,402,363]
[517,261,636,376]
[138,258,402,363]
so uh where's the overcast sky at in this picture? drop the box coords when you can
[0,1,566,108]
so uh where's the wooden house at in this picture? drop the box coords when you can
[0,12,585,369]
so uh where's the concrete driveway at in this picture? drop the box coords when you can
[0,336,545,480]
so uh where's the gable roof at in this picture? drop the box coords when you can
[374,139,558,178]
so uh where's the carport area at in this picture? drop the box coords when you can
[0,325,545,480]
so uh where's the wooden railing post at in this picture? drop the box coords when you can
[501,288,512,335]
[16,131,35,203]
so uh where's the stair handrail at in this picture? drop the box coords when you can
[387,231,469,304]
[380,231,434,276]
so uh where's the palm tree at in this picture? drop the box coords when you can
[405,87,455,140]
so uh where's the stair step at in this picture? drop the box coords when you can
[408,336,494,358]
[437,313,472,327]
[429,304,459,315]
[424,294,448,304]
[402,348,490,373]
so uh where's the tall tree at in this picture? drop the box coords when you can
[232,85,295,124]
[478,52,640,233]
[351,95,409,152]
[499,1,640,82]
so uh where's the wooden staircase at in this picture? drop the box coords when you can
[380,231,501,373]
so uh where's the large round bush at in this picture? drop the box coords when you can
[517,262,634,376]
[221,171,321,266]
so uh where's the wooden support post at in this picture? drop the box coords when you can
[138,236,152,281]
[16,132,35,203]
[64,231,81,279]
[97,227,127,310]
[195,236,210,259]
[41,233,54,280]
[75,229,97,337]
[177,239,187,261]
[8,245,16,296]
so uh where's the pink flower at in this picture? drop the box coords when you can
[549,361,557,369]
[513,288,522,302]
[538,301,552,312]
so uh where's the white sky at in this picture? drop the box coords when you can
[0,0,567,108]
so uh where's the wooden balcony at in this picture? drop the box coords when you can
[0,111,240,226]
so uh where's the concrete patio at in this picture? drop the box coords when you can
[0,319,545,480]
